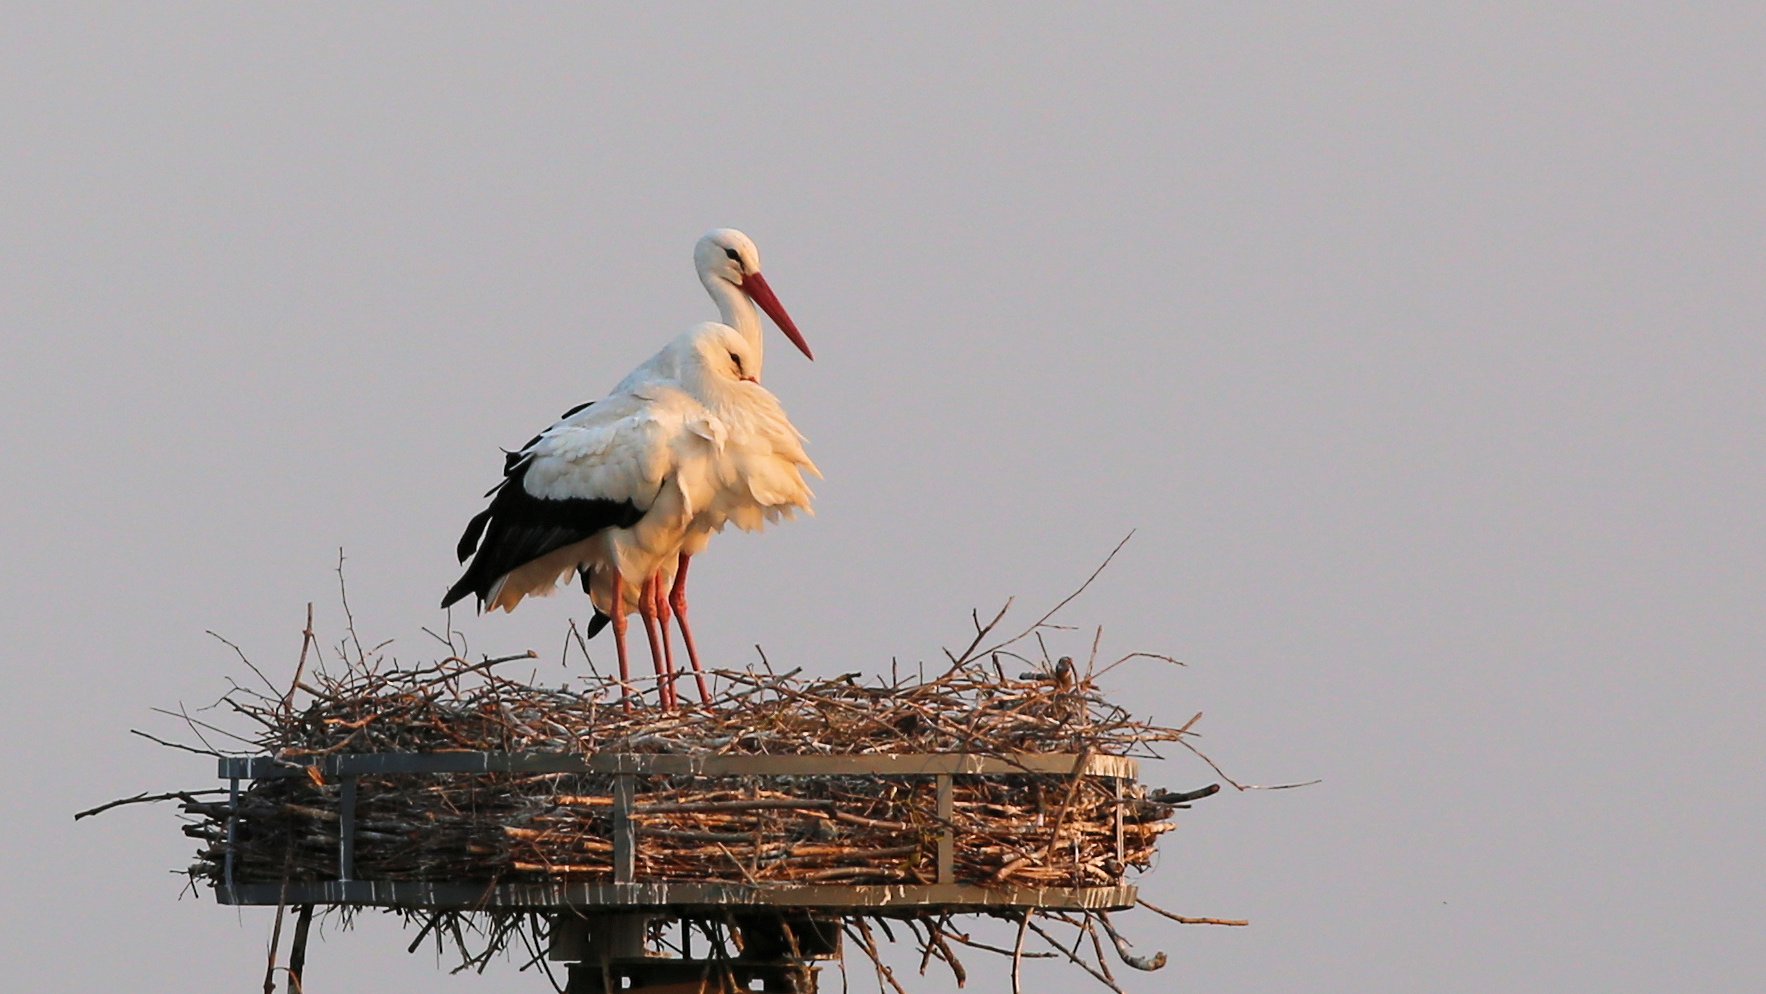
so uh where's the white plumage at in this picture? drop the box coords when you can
[445,322,816,707]
[479,379,715,617]
[445,228,816,709]
[680,356,819,551]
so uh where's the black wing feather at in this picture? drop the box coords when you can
[441,448,644,611]
[586,611,611,639]
[579,569,613,640]
[455,499,499,564]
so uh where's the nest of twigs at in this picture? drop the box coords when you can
[96,543,1260,992]
[192,653,1198,891]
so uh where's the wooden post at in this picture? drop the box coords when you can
[612,774,635,884]
[1113,777,1125,865]
[936,774,954,884]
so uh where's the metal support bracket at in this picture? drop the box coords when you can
[338,776,358,882]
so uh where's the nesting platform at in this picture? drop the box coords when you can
[208,748,1151,914]
[152,636,1211,993]
[199,743,1184,993]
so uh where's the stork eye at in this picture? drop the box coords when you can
[724,247,741,262]
[728,351,743,369]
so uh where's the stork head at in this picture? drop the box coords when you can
[678,322,763,395]
[695,228,813,362]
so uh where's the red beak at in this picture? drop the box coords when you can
[740,271,813,361]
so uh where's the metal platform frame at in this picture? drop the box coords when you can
[215,750,1141,993]
[214,750,1140,913]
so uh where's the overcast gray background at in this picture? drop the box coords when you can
[6,5,1763,992]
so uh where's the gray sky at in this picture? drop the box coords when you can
[6,5,1763,992]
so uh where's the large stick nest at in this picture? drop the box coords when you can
[102,544,1260,990]
[190,650,1194,890]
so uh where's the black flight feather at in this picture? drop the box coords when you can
[442,443,644,611]
[587,612,611,639]
[575,570,614,640]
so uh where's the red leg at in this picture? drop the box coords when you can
[609,571,632,712]
[653,569,679,710]
[637,573,670,710]
[669,553,712,702]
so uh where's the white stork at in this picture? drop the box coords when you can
[441,227,812,706]
[601,228,818,699]
[443,323,815,707]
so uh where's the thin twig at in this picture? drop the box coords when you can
[1136,898,1249,927]
[128,728,220,757]
[1093,650,1186,679]
[1179,738,1322,791]
[208,630,280,698]
[73,789,226,820]
[282,603,316,715]
[974,531,1135,662]
[1026,916,1125,994]
[336,548,367,667]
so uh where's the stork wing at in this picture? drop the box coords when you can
[442,388,700,610]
